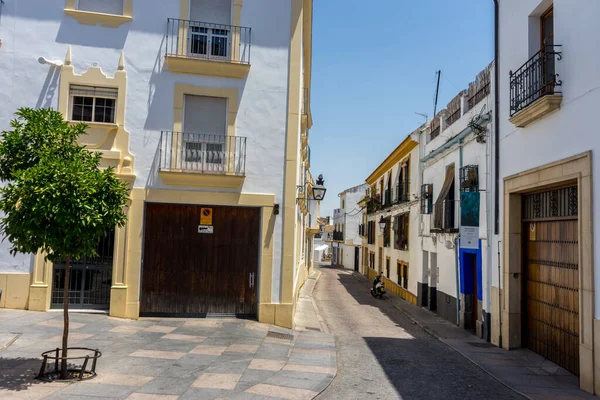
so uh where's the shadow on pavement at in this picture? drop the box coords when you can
[0,357,44,392]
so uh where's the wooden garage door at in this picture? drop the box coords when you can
[522,186,579,375]
[141,203,260,317]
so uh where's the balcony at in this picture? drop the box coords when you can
[165,18,251,78]
[158,131,246,188]
[509,45,562,127]
[333,231,344,241]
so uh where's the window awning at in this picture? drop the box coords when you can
[434,165,455,228]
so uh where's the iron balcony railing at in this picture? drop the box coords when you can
[333,230,344,241]
[510,45,562,117]
[395,180,410,204]
[166,18,251,64]
[159,131,246,175]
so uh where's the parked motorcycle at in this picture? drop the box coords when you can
[371,274,386,298]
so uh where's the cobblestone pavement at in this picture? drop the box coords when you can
[313,267,523,400]
[0,309,336,399]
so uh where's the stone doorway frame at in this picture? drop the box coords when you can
[502,151,596,394]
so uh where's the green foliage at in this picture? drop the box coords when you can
[0,108,129,262]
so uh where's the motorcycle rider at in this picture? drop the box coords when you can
[373,272,383,292]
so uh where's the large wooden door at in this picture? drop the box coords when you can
[522,187,579,375]
[141,203,260,317]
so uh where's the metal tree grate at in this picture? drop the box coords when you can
[267,331,294,340]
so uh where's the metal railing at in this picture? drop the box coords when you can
[367,196,382,214]
[166,18,251,64]
[333,230,344,241]
[159,131,246,175]
[395,180,410,204]
[510,45,562,116]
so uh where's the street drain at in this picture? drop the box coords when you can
[306,327,321,332]
[267,331,294,340]
[467,342,495,348]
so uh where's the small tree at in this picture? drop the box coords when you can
[0,108,129,379]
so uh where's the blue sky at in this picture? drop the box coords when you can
[309,0,494,216]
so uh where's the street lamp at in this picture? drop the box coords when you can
[378,215,386,230]
[312,174,327,201]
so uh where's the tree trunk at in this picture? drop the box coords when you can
[60,256,70,379]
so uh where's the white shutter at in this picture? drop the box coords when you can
[190,0,232,25]
[183,95,227,135]
[77,0,124,15]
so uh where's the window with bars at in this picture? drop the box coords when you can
[70,85,117,123]
[396,262,401,286]
[393,214,409,251]
[403,264,408,289]
[421,184,433,214]
[460,165,479,192]
[386,258,390,278]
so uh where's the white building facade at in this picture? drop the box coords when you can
[492,0,600,393]
[0,0,315,329]
[337,184,368,272]
[419,65,494,339]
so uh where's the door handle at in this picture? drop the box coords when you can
[249,273,255,288]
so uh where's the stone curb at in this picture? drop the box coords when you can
[350,272,530,400]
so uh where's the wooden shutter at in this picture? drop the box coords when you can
[393,216,400,250]
[77,0,124,15]
[434,166,455,228]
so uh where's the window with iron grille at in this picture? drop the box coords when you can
[396,262,401,285]
[386,258,390,278]
[403,264,408,289]
[421,184,433,214]
[460,165,479,192]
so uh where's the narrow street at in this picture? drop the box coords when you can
[314,267,522,400]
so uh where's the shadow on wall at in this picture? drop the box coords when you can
[56,18,130,49]
[35,66,60,110]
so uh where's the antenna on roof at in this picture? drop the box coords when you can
[415,112,428,123]
[433,70,441,117]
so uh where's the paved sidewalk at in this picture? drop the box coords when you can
[352,272,594,400]
[293,270,328,334]
[0,308,336,399]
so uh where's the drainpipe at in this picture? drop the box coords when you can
[455,134,464,328]
[493,0,503,348]
[493,0,500,235]
[454,234,461,327]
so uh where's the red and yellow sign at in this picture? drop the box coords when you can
[200,208,213,225]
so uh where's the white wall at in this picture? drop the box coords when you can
[0,0,294,301]
[419,68,494,307]
[495,0,600,317]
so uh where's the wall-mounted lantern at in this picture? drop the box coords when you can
[312,174,327,201]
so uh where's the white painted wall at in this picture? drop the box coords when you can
[494,0,600,318]
[0,0,294,303]
[340,184,368,271]
[419,66,494,309]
